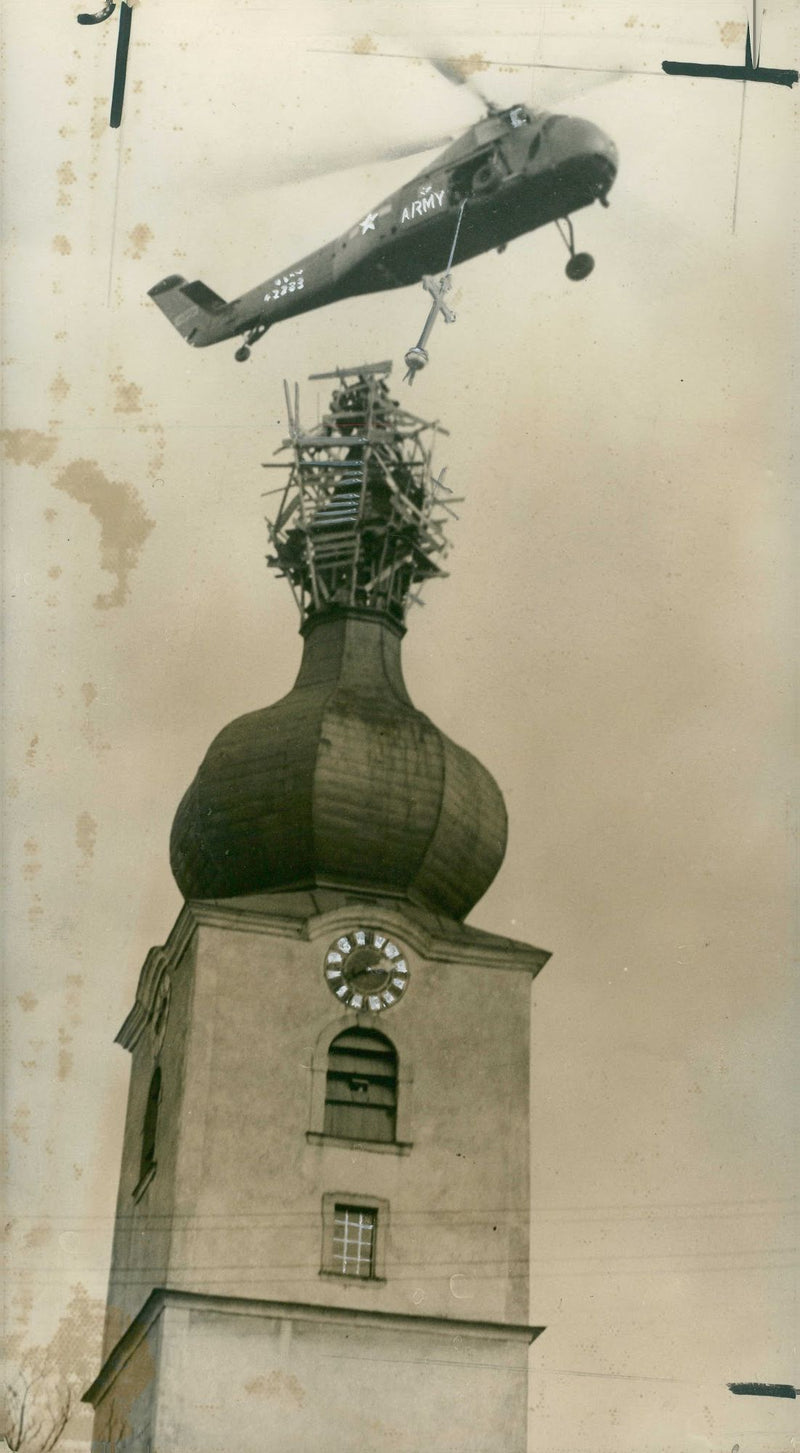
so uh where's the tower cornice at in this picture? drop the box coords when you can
[116,895,551,1052]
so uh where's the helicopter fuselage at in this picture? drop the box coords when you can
[149,106,618,353]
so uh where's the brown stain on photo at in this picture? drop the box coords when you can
[126,223,154,260]
[50,372,70,402]
[57,160,76,207]
[142,422,166,481]
[111,370,143,414]
[91,96,109,142]
[80,681,111,756]
[17,992,38,1012]
[52,234,72,255]
[76,811,97,861]
[51,460,156,609]
[11,1105,31,1143]
[58,1026,74,1081]
[444,52,489,80]
[58,1049,74,1081]
[351,34,377,54]
[22,1223,52,1249]
[719,20,746,46]
[25,735,39,766]
[243,1370,305,1409]
[2,430,58,466]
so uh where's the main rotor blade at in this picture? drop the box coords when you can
[271,130,455,188]
[309,45,649,120]
[377,132,456,164]
[526,63,639,114]
[429,50,640,115]
[429,55,497,113]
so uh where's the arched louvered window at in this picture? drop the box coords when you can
[323,1029,397,1144]
[140,1066,162,1181]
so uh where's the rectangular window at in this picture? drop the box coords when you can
[320,1192,387,1282]
[331,1205,376,1278]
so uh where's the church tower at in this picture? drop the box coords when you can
[87,363,549,1453]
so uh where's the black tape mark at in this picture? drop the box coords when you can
[728,1383,798,1399]
[110,2,133,129]
[662,59,798,87]
[77,1,116,24]
[663,25,797,89]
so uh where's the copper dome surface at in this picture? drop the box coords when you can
[170,610,507,920]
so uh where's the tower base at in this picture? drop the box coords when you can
[86,1290,542,1452]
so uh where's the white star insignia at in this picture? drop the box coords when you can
[360,212,379,234]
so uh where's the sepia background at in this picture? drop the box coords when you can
[3,2,798,1450]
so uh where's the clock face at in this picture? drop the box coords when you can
[324,929,409,1012]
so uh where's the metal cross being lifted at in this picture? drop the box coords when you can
[403,200,467,385]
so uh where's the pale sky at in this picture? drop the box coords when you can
[3,3,798,1451]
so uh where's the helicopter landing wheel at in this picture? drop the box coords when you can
[555,217,596,283]
[565,251,594,282]
[234,345,251,363]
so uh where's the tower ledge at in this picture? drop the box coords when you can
[85,1285,545,1408]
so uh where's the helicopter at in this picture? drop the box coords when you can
[148,62,619,363]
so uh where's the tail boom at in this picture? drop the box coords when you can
[148,275,247,348]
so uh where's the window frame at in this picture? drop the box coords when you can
[320,1191,389,1283]
[322,1026,398,1145]
[308,1017,414,1153]
[133,1064,162,1201]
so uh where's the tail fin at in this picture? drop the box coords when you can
[148,274,234,347]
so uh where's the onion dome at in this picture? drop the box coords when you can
[170,609,507,921]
